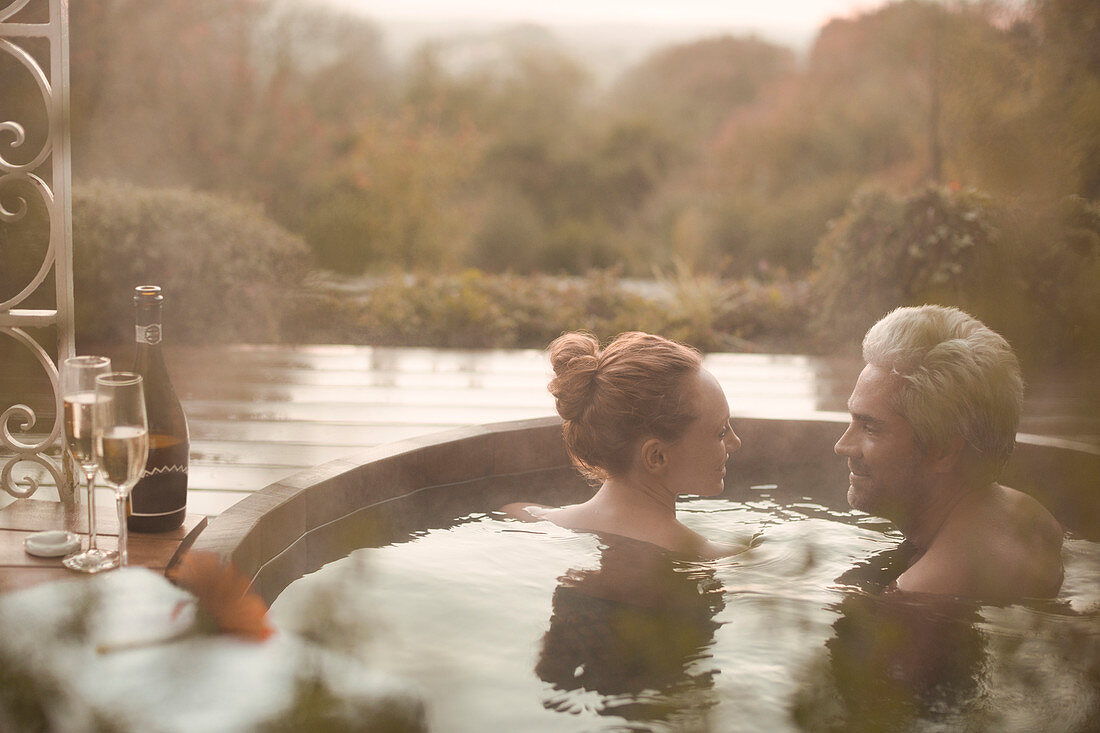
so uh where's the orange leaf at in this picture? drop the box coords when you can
[169,551,274,642]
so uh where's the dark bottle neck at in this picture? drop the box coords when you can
[134,293,170,375]
[134,287,166,350]
[135,310,165,344]
[133,292,186,436]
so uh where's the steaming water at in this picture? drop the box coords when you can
[271,491,1099,733]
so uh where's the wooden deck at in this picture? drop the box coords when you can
[167,345,871,515]
[0,499,206,593]
[3,344,1097,521]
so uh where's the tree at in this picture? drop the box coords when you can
[610,35,795,143]
[1029,0,1100,199]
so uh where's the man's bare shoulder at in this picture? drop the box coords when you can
[900,485,1064,600]
[980,484,1064,557]
[988,485,1065,593]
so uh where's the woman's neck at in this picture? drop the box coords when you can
[598,475,678,517]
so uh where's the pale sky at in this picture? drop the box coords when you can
[339,0,888,35]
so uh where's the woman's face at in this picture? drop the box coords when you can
[661,368,741,497]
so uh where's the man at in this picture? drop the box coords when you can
[834,305,1064,600]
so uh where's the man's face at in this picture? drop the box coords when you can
[834,364,933,523]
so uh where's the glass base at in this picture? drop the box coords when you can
[62,547,119,574]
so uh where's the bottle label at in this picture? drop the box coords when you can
[136,324,163,345]
[141,463,188,479]
[130,471,186,516]
[131,434,188,518]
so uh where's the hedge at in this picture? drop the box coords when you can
[71,181,311,345]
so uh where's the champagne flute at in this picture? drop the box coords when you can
[61,355,118,573]
[93,372,149,568]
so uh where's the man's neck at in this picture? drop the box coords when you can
[898,478,985,552]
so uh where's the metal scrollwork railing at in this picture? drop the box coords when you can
[0,0,76,502]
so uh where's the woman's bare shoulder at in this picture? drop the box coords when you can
[690,533,754,560]
[498,502,557,522]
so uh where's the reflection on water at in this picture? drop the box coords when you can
[790,585,1100,733]
[824,567,987,727]
[827,543,990,721]
[271,492,1100,733]
[538,536,724,727]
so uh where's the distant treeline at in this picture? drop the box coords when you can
[3,0,1092,276]
[0,0,1097,368]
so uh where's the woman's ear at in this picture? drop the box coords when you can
[641,438,666,474]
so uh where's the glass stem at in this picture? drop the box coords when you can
[85,470,98,550]
[116,492,128,568]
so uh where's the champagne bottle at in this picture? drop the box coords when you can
[129,285,189,532]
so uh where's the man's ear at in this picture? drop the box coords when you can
[641,438,666,474]
[928,435,966,474]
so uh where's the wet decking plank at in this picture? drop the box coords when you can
[3,345,1097,522]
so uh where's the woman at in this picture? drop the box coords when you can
[503,331,746,558]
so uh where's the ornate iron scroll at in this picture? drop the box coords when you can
[0,0,76,502]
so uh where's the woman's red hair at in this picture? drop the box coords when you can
[548,331,703,481]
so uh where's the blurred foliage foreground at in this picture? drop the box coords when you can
[2,180,1097,377]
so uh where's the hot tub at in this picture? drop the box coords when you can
[187,416,1100,732]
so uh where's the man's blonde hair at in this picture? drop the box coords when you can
[863,305,1024,480]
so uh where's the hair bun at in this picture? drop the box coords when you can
[548,332,600,422]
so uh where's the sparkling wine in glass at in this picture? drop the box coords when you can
[61,355,118,573]
[93,372,149,568]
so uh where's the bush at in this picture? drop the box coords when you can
[1011,195,1100,366]
[360,270,515,348]
[287,268,810,353]
[72,181,311,345]
[810,184,1013,349]
[810,184,1100,370]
